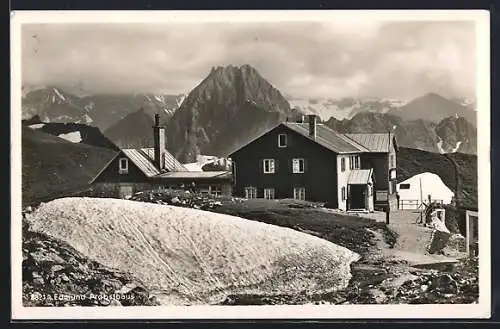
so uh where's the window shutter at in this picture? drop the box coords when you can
[259,159,263,173]
[288,159,292,173]
[275,159,279,172]
[304,159,308,173]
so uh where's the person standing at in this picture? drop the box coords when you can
[396,192,400,209]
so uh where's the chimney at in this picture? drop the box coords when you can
[153,113,166,171]
[308,114,317,138]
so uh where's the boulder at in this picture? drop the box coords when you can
[430,273,459,294]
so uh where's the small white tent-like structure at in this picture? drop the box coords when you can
[396,172,455,210]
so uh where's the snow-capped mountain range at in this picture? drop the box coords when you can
[287,94,476,123]
[287,96,408,121]
[22,87,186,131]
[21,68,477,157]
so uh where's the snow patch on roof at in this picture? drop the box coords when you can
[183,162,204,172]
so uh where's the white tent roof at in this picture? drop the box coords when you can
[396,172,454,204]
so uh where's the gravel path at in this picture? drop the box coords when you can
[348,210,465,266]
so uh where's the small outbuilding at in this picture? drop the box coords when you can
[396,172,455,210]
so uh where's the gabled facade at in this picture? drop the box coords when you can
[229,115,398,211]
[91,114,232,198]
[345,133,399,210]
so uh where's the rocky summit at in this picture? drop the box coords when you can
[166,64,301,163]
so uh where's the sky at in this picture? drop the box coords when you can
[21,20,477,100]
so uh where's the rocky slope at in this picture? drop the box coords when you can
[103,108,156,149]
[435,116,477,154]
[389,93,476,126]
[325,112,476,155]
[76,93,183,131]
[22,115,118,150]
[22,126,117,206]
[22,87,184,131]
[22,87,92,125]
[166,64,301,163]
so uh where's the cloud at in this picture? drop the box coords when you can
[21,20,476,100]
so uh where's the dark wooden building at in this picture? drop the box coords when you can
[229,115,398,211]
[91,114,232,198]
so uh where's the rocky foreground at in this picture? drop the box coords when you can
[22,192,479,306]
[22,218,159,307]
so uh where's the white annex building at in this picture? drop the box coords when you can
[396,172,455,210]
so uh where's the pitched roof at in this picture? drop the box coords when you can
[121,148,187,178]
[348,169,373,185]
[156,171,231,179]
[344,133,396,153]
[139,148,187,172]
[283,123,370,154]
[122,149,161,177]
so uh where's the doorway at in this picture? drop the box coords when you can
[348,184,366,210]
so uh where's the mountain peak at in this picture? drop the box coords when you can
[389,92,476,125]
[209,64,259,75]
[420,92,448,101]
[167,65,295,162]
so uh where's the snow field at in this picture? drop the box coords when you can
[25,197,360,305]
[58,131,82,143]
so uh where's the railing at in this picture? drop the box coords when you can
[399,199,444,210]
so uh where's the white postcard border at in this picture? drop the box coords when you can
[10,10,491,320]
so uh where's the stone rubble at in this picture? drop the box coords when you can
[22,210,160,307]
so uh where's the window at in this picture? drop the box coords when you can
[292,158,305,173]
[341,157,346,172]
[349,155,360,170]
[294,187,306,200]
[263,159,275,174]
[278,134,287,148]
[376,190,388,201]
[341,187,346,200]
[264,188,275,200]
[245,186,257,199]
[399,183,410,190]
[210,185,222,197]
[119,158,129,174]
